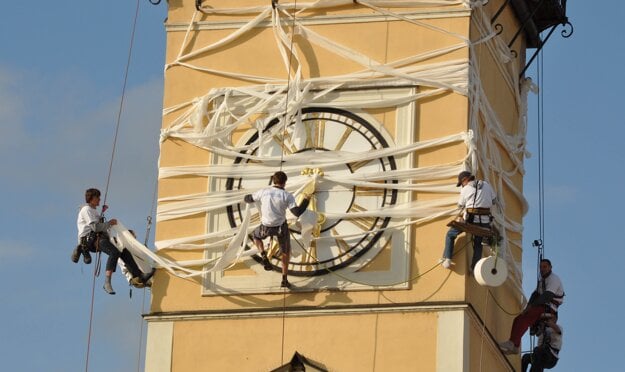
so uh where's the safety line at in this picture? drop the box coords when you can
[280,290,287,365]
[273,0,299,365]
[136,202,157,372]
[84,252,102,372]
[528,329,536,359]
[287,230,472,287]
[526,45,547,354]
[136,288,147,372]
[102,0,141,209]
[486,289,521,317]
[537,50,545,264]
[84,1,142,371]
[478,286,490,372]
[278,0,298,171]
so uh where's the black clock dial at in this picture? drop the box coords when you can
[226,107,397,276]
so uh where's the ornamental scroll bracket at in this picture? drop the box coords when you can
[488,0,573,76]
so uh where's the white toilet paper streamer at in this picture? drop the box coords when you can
[474,256,508,287]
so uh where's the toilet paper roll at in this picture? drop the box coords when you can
[474,256,508,287]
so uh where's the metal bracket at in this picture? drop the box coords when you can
[508,0,548,48]
[491,0,512,24]
[519,20,573,77]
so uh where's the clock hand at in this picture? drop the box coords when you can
[299,167,326,231]
[296,168,328,267]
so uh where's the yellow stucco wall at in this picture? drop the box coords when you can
[467,0,527,349]
[148,1,527,371]
[154,0,472,312]
[171,311,438,371]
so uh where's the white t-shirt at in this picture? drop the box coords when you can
[459,180,497,223]
[538,325,563,358]
[252,186,297,227]
[76,204,100,242]
[539,272,565,311]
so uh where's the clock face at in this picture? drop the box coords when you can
[226,107,397,276]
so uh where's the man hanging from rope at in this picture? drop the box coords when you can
[499,258,565,354]
[440,171,497,270]
[521,313,563,372]
[76,188,155,295]
[244,171,311,289]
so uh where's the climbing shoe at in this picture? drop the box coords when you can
[71,245,81,263]
[261,253,273,271]
[280,279,292,289]
[82,249,92,264]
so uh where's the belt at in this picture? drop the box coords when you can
[466,208,491,215]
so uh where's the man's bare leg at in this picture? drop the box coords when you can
[281,251,291,288]
[103,270,116,295]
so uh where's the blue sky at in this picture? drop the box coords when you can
[0,1,622,371]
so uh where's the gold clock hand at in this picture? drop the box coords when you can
[297,168,327,268]
[299,167,326,233]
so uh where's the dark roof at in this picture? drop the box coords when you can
[270,351,329,372]
[510,0,569,48]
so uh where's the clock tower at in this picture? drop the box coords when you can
[145,1,569,370]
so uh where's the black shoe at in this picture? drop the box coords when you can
[140,268,156,284]
[82,249,92,264]
[261,254,273,271]
[280,279,291,289]
[71,245,81,263]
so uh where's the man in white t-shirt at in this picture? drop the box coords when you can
[76,188,155,295]
[244,171,311,288]
[441,171,497,270]
[522,315,563,371]
[499,259,565,354]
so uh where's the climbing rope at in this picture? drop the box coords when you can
[487,289,521,317]
[478,287,490,372]
[280,291,288,365]
[288,231,472,288]
[290,230,521,315]
[84,247,103,372]
[277,0,298,172]
[134,221,154,371]
[524,50,547,354]
[84,1,142,371]
[135,179,159,372]
[531,49,547,286]
[269,0,300,366]
[101,0,141,210]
